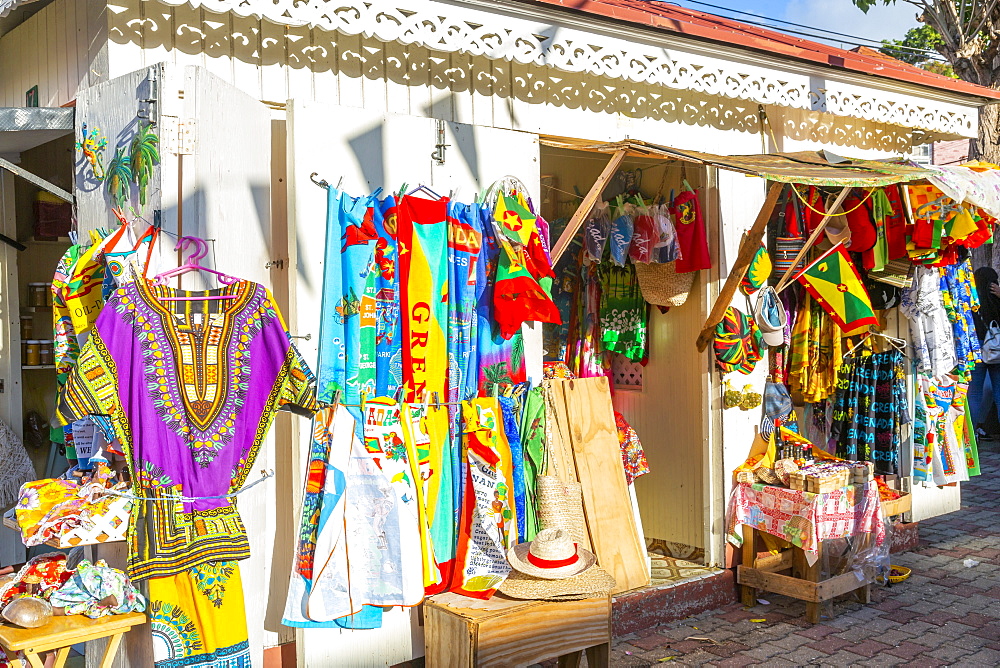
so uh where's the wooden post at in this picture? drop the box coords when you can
[774,186,852,293]
[792,546,823,624]
[550,149,628,264]
[696,181,784,352]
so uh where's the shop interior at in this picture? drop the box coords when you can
[9,135,73,481]
[538,139,719,584]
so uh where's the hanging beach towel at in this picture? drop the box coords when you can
[397,194,450,402]
[600,265,648,362]
[452,398,516,599]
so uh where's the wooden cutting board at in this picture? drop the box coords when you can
[553,376,649,594]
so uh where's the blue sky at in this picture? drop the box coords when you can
[672,0,923,51]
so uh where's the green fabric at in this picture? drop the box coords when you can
[519,387,546,541]
[599,264,648,362]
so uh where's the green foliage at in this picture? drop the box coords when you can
[880,25,944,65]
[105,146,132,209]
[129,122,160,206]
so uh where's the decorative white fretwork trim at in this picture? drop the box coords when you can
[155,0,978,138]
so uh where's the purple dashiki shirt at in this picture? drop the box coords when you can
[59,278,317,581]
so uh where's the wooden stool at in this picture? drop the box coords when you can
[737,525,871,624]
[0,612,146,668]
[424,592,611,667]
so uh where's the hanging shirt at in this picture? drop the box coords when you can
[670,190,712,273]
[58,278,318,581]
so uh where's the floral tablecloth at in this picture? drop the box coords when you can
[726,482,885,565]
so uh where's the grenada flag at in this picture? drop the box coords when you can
[793,242,878,332]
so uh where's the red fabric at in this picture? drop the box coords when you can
[843,193,876,253]
[671,190,712,272]
[883,185,909,260]
[799,186,826,233]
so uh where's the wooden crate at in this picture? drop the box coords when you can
[881,492,911,518]
[739,525,870,624]
[424,592,611,667]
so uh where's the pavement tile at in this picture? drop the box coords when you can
[628,633,672,651]
[610,452,1000,667]
[925,643,974,662]
[842,638,891,658]
[794,625,839,640]
[702,642,751,658]
[708,656,755,668]
[883,641,930,661]
[806,636,853,654]
[881,609,921,624]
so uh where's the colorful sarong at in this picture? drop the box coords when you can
[149,562,251,668]
[452,398,516,599]
[374,196,402,398]
[282,406,423,626]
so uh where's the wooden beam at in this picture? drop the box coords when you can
[740,525,757,607]
[774,186,852,294]
[754,550,794,573]
[696,181,784,352]
[0,156,73,203]
[550,149,628,264]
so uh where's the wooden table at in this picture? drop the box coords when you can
[424,592,611,667]
[737,525,871,624]
[0,612,146,668]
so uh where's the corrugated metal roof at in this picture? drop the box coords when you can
[540,136,937,186]
[525,0,1000,102]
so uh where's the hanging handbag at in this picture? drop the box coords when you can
[982,321,1000,364]
[769,186,806,277]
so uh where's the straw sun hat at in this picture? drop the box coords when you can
[500,528,615,601]
[506,528,597,579]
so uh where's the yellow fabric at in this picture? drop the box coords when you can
[949,207,979,241]
[401,403,441,589]
[63,230,108,336]
[147,562,250,666]
[788,294,843,403]
[735,430,777,476]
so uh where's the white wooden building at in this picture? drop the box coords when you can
[0,0,996,665]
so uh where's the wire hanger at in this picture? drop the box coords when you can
[404,183,443,200]
[844,326,908,359]
[150,236,241,301]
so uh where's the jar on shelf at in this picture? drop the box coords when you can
[45,283,53,307]
[23,340,40,366]
[27,283,48,307]
[19,316,32,340]
[38,340,53,366]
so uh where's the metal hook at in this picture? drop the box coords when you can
[310,172,330,189]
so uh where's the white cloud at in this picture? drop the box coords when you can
[782,0,922,47]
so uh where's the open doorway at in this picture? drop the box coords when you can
[0,132,75,566]
[538,139,721,584]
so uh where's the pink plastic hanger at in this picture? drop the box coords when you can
[150,236,241,301]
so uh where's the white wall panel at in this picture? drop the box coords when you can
[0,0,106,107]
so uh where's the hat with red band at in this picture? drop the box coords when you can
[506,528,597,579]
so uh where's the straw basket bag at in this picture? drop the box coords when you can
[535,475,589,549]
[633,261,695,308]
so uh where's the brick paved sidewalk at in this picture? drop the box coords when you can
[610,449,1000,666]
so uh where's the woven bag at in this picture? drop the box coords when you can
[633,261,695,307]
[536,475,590,549]
[772,236,805,276]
